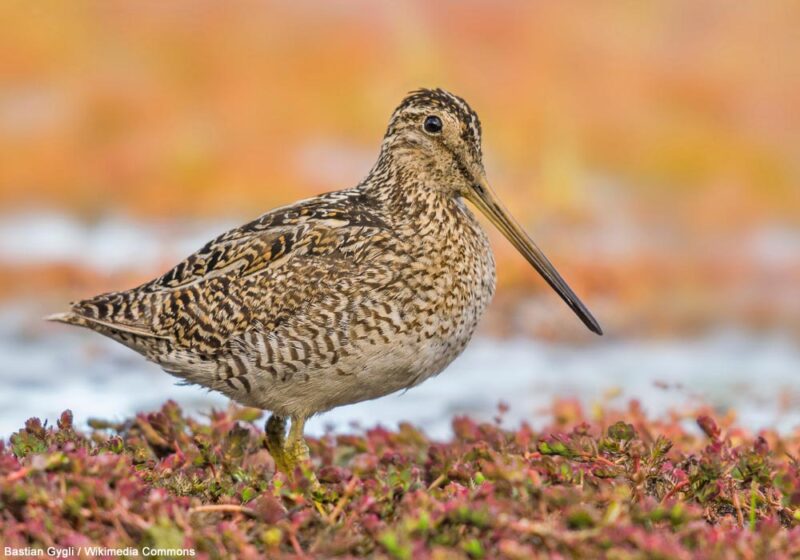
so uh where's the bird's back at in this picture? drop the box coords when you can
[51,187,399,362]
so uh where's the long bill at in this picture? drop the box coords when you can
[466,177,603,335]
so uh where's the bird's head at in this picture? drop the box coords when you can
[378,88,602,335]
[381,88,485,196]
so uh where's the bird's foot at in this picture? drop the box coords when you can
[266,415,327,515]
[286,436,327,515]
[265,414,290,475]
[286,436,322,494]
[265,415,321,493]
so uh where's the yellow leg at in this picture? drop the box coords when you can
[266,414,321,496]
[287,416,321,492]
[265,414,290,474]
[287,416,308,461]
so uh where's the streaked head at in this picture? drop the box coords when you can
[382,88,603,335]
[382,88,484,193]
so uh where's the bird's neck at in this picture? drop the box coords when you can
[362,151,459,219]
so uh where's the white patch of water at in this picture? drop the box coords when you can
[1,304,798,440]
[1,211,798,439]
[0,211,234,272]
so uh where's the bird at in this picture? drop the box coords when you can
[48,88,602,481]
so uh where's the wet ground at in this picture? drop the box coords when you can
[2,303,798,439]
[1,212,798,439]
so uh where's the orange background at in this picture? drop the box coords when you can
[1,1,798,338]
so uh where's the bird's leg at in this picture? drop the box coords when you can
[286,416,321,491]
[286,416,310,466]
[265,414,290,475]
[266,414,321,493]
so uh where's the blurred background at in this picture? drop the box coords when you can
[1,1,799,437]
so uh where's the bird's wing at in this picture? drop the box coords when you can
[66,190,400,353]
[148,190,389,290]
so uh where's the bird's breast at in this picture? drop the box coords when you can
[388,198,497,382]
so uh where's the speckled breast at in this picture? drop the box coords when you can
[391,196,497,387]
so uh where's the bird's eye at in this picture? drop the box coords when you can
[423,115,443,134]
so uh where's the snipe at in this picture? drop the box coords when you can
[49,89,601,480]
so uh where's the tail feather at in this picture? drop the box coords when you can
[46,306,172,366]
[45,311,89,327]
[45,307,167,339]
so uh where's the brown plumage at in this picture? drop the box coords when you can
[49,88,601,477]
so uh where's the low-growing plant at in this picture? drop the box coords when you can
[2,400,800,558]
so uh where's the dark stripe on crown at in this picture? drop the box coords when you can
[394,88,483,156]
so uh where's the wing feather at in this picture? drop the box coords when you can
[65,189,398,356]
